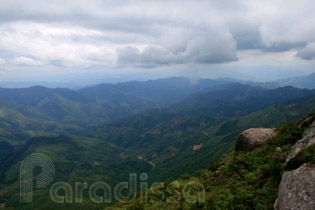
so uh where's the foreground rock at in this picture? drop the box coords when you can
[275,120,315,210]
[299,116,315,128]
[275,163,315,210]
[285,121,315,167]
[235,128,277,151]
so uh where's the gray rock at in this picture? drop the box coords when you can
[285,121,315,168]
[275,121,315,209]
[299,116,315,128]
[235,128,277,151]
[274,198,279,209]
[276,163,315,210]
[304,120,315,138]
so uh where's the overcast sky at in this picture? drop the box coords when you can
[0,0,315,85]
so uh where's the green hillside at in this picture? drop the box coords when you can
[106,112,315,210]
[90,96,315,182]
[0,134,152,210]
[0,96,313,209]
[1,80,315,209]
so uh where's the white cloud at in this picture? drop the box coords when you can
[0,22,116,67]
[0,57,5,64]
[9,56,43,66]
[253,0,315,47]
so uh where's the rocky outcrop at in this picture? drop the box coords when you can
[275,163,315,210]
[235,128,277,151]
[299,116,315,128]
[275,120,315,210]
[285,121,315,168]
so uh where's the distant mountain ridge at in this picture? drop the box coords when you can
[166,83,315,117]
[0,78,230,144]
[277,72,315,89]
[1,78,315,144]
[79,77,229,104]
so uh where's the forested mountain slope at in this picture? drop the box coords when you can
[0,79,315,209]
[107,111,315,210]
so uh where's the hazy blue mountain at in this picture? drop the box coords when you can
[166,83,315,117]
[79,77,230,105]
[180,84,315,106]
[0,81,80,89]
[0,78,231,144]
[217,77,280,89]
[277,72,315,89]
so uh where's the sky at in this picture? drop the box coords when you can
[0,0,315,86]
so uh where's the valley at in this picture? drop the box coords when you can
[1,78,315,209]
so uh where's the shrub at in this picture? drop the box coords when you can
[180,173,190,180]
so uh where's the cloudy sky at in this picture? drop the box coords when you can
[0,0,315,85]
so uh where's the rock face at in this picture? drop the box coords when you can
[285,121,315,168]
[299,116,315,128]
[275,120,315,210]
[235,128,277,151]
[276,163,315,210]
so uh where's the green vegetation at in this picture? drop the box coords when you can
[1,95,314,209]
[90,96,315,183]
[107,113,313,210]
[286,143,315,171]
[1,80,315,209]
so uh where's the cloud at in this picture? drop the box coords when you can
[0,22,115,67]
[297,42,315,60]
[0,57,5,64]
[117,25,238,65]
[0,0,314,69]
[255,1,315,47]
[9,56,43,66]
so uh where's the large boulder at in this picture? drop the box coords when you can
[235,128,277,151]
[275,163,315,210]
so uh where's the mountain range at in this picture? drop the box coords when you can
[0,77,315,209]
